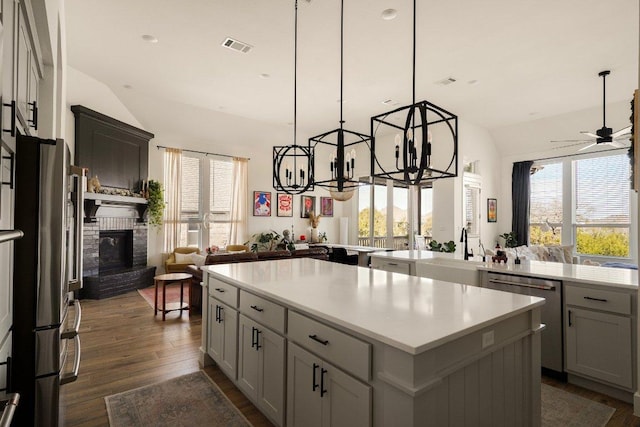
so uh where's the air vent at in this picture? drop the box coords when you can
[435,77,457,86]
[222,37,253,54]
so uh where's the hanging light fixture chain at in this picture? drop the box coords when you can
[340,0,344,128]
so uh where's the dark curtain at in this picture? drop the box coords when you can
[511,161,533,246]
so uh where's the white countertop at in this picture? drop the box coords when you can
[203,258,544,355]
[478,261,638,290]
[370,250,638,290]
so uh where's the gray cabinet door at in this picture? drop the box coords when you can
[237,315,259,401]
[566,307,632,389]
[287,343,322,427]
[322,360,371,427]
[208,298,238,379]
[257,323,285,425]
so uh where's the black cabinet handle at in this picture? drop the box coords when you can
[218,306,224,323]
[309,334,329,346]
[320,368,328,397]
[251,327,256,348]
[28,101,37,129]
[2,100,15,137]
[584,296,607,303]
[214,288,225,293]
[255,329,262,350]
[312,363,319,392]
[214,305,219,322]
[250,305,264,312]
[568,310,572,327]
[2,154,14,189]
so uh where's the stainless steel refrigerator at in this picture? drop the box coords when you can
[12,135,85,426]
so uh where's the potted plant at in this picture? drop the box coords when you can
[429,239,457,253]
[245,230,282,252]
[147,180,164,227]
[499,231,520,263]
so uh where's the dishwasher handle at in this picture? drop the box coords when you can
[487,278,556,291]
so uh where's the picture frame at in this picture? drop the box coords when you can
[277,193,293,217]
[320,196,333,217]
[253,191,271,216]
[300,195,315,218]
[487,198,497,222]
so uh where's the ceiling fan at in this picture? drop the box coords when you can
[551,70,631,151]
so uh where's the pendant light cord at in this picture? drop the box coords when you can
[602,72,606,128]
[412,0,416,108]
[294,0,298,146]
[340,0,344,129]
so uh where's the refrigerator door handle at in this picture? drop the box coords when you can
[60,335,81,385]
[69,165,86,290]
[61,300,82,340]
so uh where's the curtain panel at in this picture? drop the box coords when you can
[163,148,183,252]
[230,157,248,245]
[511,160,533,246]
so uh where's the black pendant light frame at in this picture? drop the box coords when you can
[273,0,314,195]
[308,0,370,197]
[369,0,458,186]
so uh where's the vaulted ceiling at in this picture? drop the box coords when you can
[65,0,638,156]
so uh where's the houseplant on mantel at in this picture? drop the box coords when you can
[146,180,164,227]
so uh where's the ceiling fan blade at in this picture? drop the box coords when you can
[578,142,597,152]
[550,138,592,143]
[611,125,632,138]
[580,131,599,138]
[609,140,628,148]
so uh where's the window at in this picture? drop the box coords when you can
[528,153,631,258]
[574,155,630,257]
[357,180,411,249]
[178,154,233,248]
[529,162,563,245]
[420,187,433,237]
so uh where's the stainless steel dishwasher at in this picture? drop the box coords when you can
[484,271,563,374]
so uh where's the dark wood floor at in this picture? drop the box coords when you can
[61,290,639,426]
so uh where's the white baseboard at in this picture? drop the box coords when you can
[634,391,640,417]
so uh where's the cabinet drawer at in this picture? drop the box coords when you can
[565,284,631,315]
[208,277,239,308]
[287,310,371,382]
[240,290,286,334]
[371,258,411,275]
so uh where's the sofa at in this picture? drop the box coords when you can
[485,244,577,264]
[185,247,329,312]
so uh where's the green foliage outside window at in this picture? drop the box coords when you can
[529,226,562,246]
[358,208,386,237]
[576,228,629,257]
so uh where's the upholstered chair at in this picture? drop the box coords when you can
[225,244,250,253]
[165,247,201,273]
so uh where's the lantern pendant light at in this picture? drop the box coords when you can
[273,0,314,195]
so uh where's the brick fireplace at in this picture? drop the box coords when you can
[80,194,156,299]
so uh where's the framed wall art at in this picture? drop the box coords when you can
[253,191,271,216]
[487,198,497,223]
[300,195,315,218]
[320,196,333,217]
[277,193,293,217]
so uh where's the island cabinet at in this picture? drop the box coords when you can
[237,289,286,426]
[564,282,635,391]
[207,278,239,379]
[287,342,371,427]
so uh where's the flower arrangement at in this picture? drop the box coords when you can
[205,245,220,255]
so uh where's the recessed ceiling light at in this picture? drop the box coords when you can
[435,77,457,86]
[259,73,270,79]
[381,99,399,106]
[381,9,397,20]
[141,34,158,43]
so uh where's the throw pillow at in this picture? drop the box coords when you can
[191,253,206,267]
[547,246,573,263]
[174,252,194,263]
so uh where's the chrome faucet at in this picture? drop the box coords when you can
[459,227,473,260]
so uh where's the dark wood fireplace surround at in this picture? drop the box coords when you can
[72,105,157,299]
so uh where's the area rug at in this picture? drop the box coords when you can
[138,284,190,310]
[105,371,250,426]
[541,383,615,427]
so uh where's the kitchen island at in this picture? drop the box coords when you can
[200,258,544,426]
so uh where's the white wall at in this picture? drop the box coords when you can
[432,118,502,257]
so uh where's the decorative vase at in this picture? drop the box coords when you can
[311,228,319,243]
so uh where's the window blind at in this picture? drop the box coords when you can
[575,154,630,224]
[181,156,200,219]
